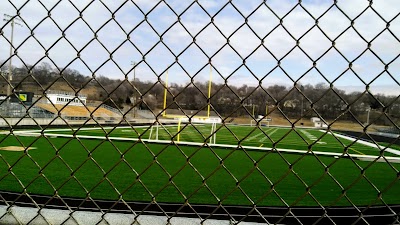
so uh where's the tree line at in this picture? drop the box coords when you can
[1,62,399,125]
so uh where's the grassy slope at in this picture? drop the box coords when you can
[0,134,399,206]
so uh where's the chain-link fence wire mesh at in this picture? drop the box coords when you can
[0,0,400,224]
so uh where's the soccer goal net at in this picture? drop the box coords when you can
[148,118,218,144]
[250,118,271,127]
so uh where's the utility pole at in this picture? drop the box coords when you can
[3,14,23,102]
[131,61,136,118]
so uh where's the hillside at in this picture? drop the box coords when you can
[1,63,399,127]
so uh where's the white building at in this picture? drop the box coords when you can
[45,91,87,106]
[310,117,320,123]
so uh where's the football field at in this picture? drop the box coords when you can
[34,123,400,158]
[0,123,399,207]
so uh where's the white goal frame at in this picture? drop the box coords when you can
[148,119,217,144]
[250,119,270,127]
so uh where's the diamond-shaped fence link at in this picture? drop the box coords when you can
[0,0,399,224]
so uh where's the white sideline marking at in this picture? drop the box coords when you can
[1,125,180,135]
[319,130,400,156]
[14,132,400,163]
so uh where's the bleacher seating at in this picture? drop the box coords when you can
[36,103,121,120]
[136,109,155,119]
[0,102,54,118]
[89,106,121,118]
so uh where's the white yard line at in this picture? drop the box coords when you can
[259,128,277,142]
[320,130,400,156]
[300,129,326,144]
[246,131,267,142]
[300,129,317,140]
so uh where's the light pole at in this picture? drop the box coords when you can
[366,107,371,125]
[131,61,136,118]
[3,14,23,102]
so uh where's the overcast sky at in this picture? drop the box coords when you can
[1,0,400,95]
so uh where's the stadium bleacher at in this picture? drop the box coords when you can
[35,103,121,120]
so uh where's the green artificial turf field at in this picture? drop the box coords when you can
[0,124,399,206]
[40,123,400,157]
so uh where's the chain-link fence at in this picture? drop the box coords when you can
[0,0,400,224]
